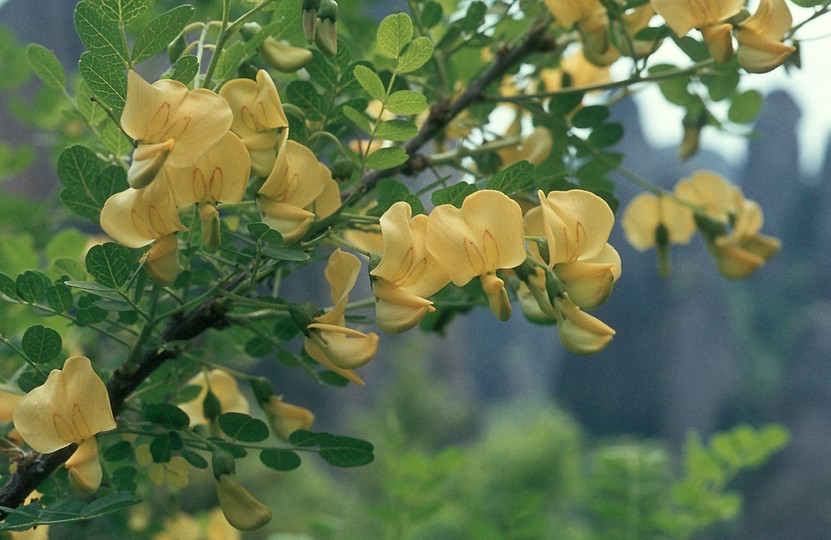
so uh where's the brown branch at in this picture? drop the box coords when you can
[358,17,557,194]
[0,274,246,512]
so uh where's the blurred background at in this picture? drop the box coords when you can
[1,1,830,538]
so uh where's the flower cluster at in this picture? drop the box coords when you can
[622,171,780,278]
[101,69,338,286]
[370,188,620,355]
[652,0,795,73]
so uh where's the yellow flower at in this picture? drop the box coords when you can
[713,199,781,279]
[122,70,232,188]
[554,296,615,354]
[220,70,289,177]
[99,180,187,286]
[13,356,116,493]
[178,370,250,428]
[545,0,605,29]
[136,444,190,489]
[426,190,527,321]
[497,127,554,168]
[621,192,696,251]
[305,250,380,385]
[674,170,742,222]
[651,0,744,63]
[736,0,796,73]
[530,189,620,309]
[257,140,340,244]
[370,202,451,333]
[262,396,315,441]
[540,48,612,92]
[545,0,614,66]
[215,474,272,531]
[260,38,313,73]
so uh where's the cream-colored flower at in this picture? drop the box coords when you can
[262,396,315,441]
[530,189,620,309]
[370,202,451,333]
[621,192,696,251]
[426,190,527,321]
[651,0,743,63]
[257,141,340,244]
[220,70,289,177]
[13,356,116,493]
[545,0,614,66]
[305,250,380,385]
[260,38,313,73]
[122,70,232,188]
[540,48,612,92]
[136,444,190,489]
[674,170,742,222]
[216,474,272,531]
[497,127,554,168]
[178,370,250,427]
[553,296,615,354]
[736,0,796,73]
[713,199,781,278]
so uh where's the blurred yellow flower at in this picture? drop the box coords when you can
[136,444,190,489]
[13,356,116,493]
[497,127,554,168]
[736,0,796,73]
[178,370,250,428]
[305,250,380,385]
[651,0,743,63]
[220,70,289,177]
[370,202,451,333]
[713,199,781,279]
[427,190,526,321]
[621,192,696,251]
[262,396,315,441]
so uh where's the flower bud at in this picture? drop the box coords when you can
[331,154,355,181]
[211,448,236,479]
[142,234,181,286]
[302,0,321,42]
[202,388,223,422]
[240,22,262,41]
[554,297,615,355]
[199,203,221,252]
[250,377,274,406]
[260,37,313,72]
[315,0,338,56]
[216,474,272,531]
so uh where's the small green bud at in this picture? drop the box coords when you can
[202,388,222,421]
[250,377,274,406]
[314,0,338,56]
[211,448,236,479]
[302,0,321,43]
[240,22,262,41]
[331,154,354,181]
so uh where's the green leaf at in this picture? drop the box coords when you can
[150,434,172,463]
[364,147,409,170]
[375,119,418,141]
[377,13,414,59]
[79,51,127,117]
[171,55,199,84]
[369,178,424,216]
[285,80,327,121]
[80,491,141,518]
[16,271,50,304]
[244,336,272,358]
[728,90,763,124]
[386,90,428,115]
[26,44,66,89]
[214,40,246,84]
[181,449,209,469]
[218,412,270,443]
[132,5,195,65]
[21,325,62,365]
[260,448,302,471]
[305,50,338,92]
[288,429,334,447]
[572,105,610,129]
[319,435,375,468]
[85,242,133,289]
[588,123,624,148]
[144,403,190,429]
[100,122,133,158]
[74,1,130,68]
[342,105,373,134]
[421,1,443,28]
[46,283,73,313]
[432,182,477,207]
[87,0,151,24]
[103,441,134,462]
[0,272,19,300]
[64,280,124,301]
[488,160,535,195]
[261,246,311,261]
[396,37,434,74]
[352,65,386,101]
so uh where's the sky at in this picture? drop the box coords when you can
[630,5,831,178]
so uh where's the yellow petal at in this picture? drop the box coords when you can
[303,338,366,385]
[142,233,182,286]
[166,131,251,207]
[544,0,605,28]
[651,0,743,36]
[66,438,103,493]
[178,370,250,427]
[539,189,614,265]
[101,181,187,248]
[216,474,272,531]
[263,396,315,441]
[324,249,361,306]
[554,297,615,354]
[700,22,735,64]
[306,324,380,370]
